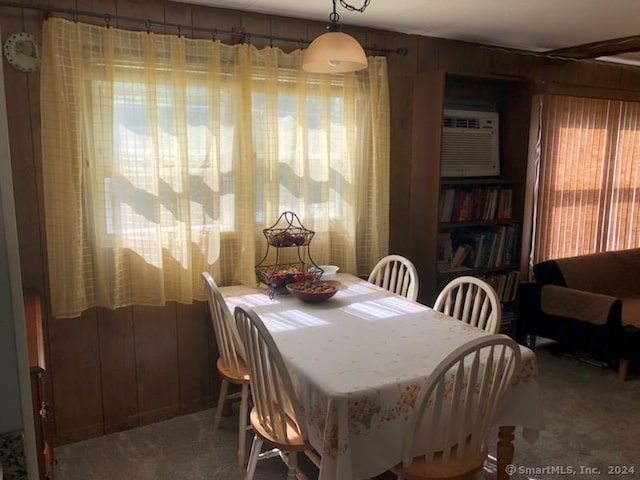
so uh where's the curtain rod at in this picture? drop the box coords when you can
[0,1,409,56]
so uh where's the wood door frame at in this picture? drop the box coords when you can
[0,24,39,480]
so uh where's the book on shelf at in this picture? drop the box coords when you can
[479,270,521,303]
[502,223,520,266]
[459,231,485,268]
[483,188,496,220]
[451,244,472,267]
[457,191,475,222]
[504,270,521,302]
[437,232,453,266]
[452,190,466,222]
[497,189,513,219]
[500,307,516,333]
[439,188,456,222]
[493,225,507,267]
[437,231,473,272]
[474,188,488,220]
[439,186,514,223]
[482,229,498,267]
[450,225,518,270]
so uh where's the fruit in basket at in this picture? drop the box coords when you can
[266,266,297,276]
[260,265,319,289]
[272,232,295,247]
[293,271,315,282]
[270,231,309,247]
[264,266,302,288]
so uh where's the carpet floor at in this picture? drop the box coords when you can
[53,341,640,480]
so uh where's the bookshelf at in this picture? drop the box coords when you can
[437,182,524,334]
[405,71,532,336]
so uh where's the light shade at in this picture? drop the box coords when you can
[302,31,368,73]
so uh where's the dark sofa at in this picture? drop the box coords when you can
[516,248,640,380]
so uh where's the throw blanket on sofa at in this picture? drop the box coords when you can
[541,285,617,326]
[540,248,640,329]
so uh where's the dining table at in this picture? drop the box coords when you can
[221,273,544,480]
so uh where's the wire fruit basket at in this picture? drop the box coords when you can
[255,211,323,298]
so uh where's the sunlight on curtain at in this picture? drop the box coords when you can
[533,95,640,263]
[40,18,389,318]
[608,101,640,250]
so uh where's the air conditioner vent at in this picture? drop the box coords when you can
[441,109,500,177]
[443,117,480,129]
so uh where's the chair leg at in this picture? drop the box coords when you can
[619,358,630,381]
[244,435,262,480]
[286,452,298,480]
[237,384,249,466]
[213,379,230,431]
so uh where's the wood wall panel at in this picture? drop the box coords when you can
[5,0,640,445]
[270,16,307,47]
[306,21,327,44]
[408,72,445,304]
[116,0,166,33]
[1,9,43,293]
[133,304,181,426]
[48,311,103,443]
[364,30,387,53]
[239,13,275,49]
[176,301,215,412]
[97,307,139,434]
[78,0,117,22]
[190,5,242,41]
[163,2,194,36]
[387,36,418,257]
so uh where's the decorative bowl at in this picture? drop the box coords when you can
[286,280,340,303]
[318,265,340,279]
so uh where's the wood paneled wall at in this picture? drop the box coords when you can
[3,0,640,444]
[46,301,214,442]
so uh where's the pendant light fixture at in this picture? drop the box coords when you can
[302,0,370,74]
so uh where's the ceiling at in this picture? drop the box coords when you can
[172,0,640,66]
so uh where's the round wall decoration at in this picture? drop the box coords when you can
[3,32,41,73]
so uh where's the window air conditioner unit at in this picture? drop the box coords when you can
[441,109,500,177]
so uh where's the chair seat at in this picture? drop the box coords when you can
[249,408,310,452]
[392,445,487,480]
[216,357,250,384]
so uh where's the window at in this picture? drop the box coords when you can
[533,95,640,263]
[40,18,389,317]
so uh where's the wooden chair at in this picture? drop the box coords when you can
[368,254,419,301]
[234,305,320,480]
[202,272,250,467]
[393,335,521,480]
[433,276,501,333]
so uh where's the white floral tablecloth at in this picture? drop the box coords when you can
[222,273,544,480]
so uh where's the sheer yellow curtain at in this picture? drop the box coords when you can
[533,94,640,264]
[41,18,389,318]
